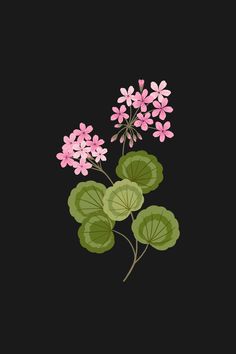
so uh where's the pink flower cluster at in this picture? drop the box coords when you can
[56,123,107,175]
[110,79,174,144]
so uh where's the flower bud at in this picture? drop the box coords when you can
[111,134,118,142]
[137,132,143,140]
[120,135,125,143]
[127,132,131,140]
[114,124,121,128]
[129,139,134,148]
[138,79,144,92]
[133,134,137,142]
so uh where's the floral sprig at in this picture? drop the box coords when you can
[110,79,174,154]
[56,122,111,181]
[56,79,180,282]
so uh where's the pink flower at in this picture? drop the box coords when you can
[86,135,104,152]
[73,158,92,176]
[152,98,173,120]
[73,123,93,142]
[62,133,77,153]
[151,81,171,102]
[133,89,154,112]
[138,79,144,92]
[153,121,174,142]
[73,140,91,159]
[134,113,153,131]
[117,86,135,106]
[92,147,108,162]
[111,105,129,123]
[56,150,74,168]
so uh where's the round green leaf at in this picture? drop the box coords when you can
[116,150,163,194]
[103,179,144,221]
[78,213,115,254]
[131,205,180,250]
[68,181,106,223]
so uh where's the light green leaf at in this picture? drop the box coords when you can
[116,150,163,194]
[103,179,144,221]
[131,205,180,250]
[68,181,106,223]
[78,213,115,254]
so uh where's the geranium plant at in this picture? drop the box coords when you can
[56,79,180,282]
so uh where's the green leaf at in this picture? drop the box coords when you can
[103,179,144,221]
[78,213,115,254]
[131,205,180,250]
[116,150,163,194]
[68,181,106,223]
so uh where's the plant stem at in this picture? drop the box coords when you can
[122,134,127,156]
[100,168,114,185]
[123,244,149,282]
[136,244,149,262]
[113,230,135,256]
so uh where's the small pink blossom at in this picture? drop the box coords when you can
[152,98,173,120]
[111,105,129,123]
[134,112,153,131]
[117,86,135,106]
[86,135,104,152]
[151,81,171,102]
[133,89,154,112]
[56,151,74,168]
[73,123,93,142]
[153,121,174,142]
[138,79,144,92]
[92,147,108,162]
[73,140,91,159]
[62,133,77,153]
[73,158,92,176]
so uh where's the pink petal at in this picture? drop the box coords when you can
[93,135,98,143]
[158,94,164,102]
[159,80,167,91]
[134,92,141,100]
[144,95,154,104]
[160,133,166,142]
[120,105,126,113]
[112,106,119,113]
[68,158,74,166]
[128,86,134,94]
[165,130,174,138]
[163,106,173,113]
[159,110,166,120]
[141,122,148,131]
[120,88,128,96]
[153,131,161,138]
[152,109,160,117]
[145,112,151,119]
[69,133,75,141]
[155,122,163,131]
[86,125,93,133]
[61,160,67,168]
[63,136,69,143]
[134,120,142,127]
[161,89,171,96]
[73,151,81,159]
[102,148,108,154]
[142,89,148,98]
[133,101,140,108]
[117,96,126,103]
[79,123,86,131]
[111,114,119,121]
[73,129,80,136]
[151,81,158,91]
[137,113,143,119]
[56,153,64,160]
[123,113,129,119]
[161,98,168,107]
[164,121,171,130]
[153,100,161,108]
[147,119,154,125]
[141,103,147,112]
[101,155,106,161]
[81,168,88,176]
[99,139,105,145]
[151,92,158,100]
[84,162,92,169]
[126,98,132,106]
[118,116,124,123]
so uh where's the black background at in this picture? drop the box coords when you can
[11,3,233,351]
